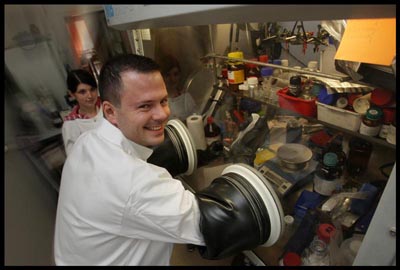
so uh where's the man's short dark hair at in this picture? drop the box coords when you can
[98,54,161,107]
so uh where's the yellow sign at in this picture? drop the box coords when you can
[335,18,396,66]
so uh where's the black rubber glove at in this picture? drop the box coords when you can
[195,172,271,260]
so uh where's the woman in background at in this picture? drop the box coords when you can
[159,54,198,122]
[62,69,103,155]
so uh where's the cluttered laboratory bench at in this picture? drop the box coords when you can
[179,115,395,266]
[175,67,396,265]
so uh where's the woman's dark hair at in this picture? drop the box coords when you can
[98,54,160,107]
[66,69,97,93]
[158,54,181,77]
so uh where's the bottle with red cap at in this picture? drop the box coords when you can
[258,54,269,63]
[204,116,221,146]
[279,252,302,266]
[245,59,261,81]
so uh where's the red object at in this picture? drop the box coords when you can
[282,252,302,266]
[221,68,228,79]
[317,223,336,244]
[310,130,332,147]
[277,87,317,117]
[232,110,245,124]
[371,88,394,106]
[382,108,395,124]
[347,93,362,106]
[258,55,268,63]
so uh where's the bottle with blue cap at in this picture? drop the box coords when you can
[313,152,342,196]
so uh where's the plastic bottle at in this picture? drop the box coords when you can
[247,77,259,99]
[279,59,290,87]
[276,215,296,250]
[204,116,222,146]
[305,60,319,72]
[227,51,245,92]
[313,152,341,196]
[245,60,260,81]
[260,67,274,103]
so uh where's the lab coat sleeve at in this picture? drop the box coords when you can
[119,162,205,246]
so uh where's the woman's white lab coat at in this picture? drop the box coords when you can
[54,119,205,266]
[61,107,103,155]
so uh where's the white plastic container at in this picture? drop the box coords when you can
[316,101,363,132]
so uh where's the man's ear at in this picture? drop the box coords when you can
[102,101,118,126]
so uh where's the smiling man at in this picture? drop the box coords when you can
[54,54,205,266]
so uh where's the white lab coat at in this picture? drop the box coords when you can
[54,119,205,266]
[61,108,103,155]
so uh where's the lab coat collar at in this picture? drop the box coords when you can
[97,119,154,161]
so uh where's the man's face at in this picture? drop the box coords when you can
[106,70,170,147]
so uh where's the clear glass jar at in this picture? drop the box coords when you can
[302,238,330,266]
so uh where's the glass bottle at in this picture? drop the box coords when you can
[359,107,383,137]
[260,67,273,103]
[245,60,260,81]
[204,116,222,146]
[313,152,341,196]
[223,110,239,146]
[302,238,330,266]
[346,137,372,180]
[287,75,302,97]
[227,51,245,92]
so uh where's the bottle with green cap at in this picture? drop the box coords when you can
[313,152,341,196]
[359,107,383,137]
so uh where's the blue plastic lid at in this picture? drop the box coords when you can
[261,67,273,77]
[273,59,282,65]
[317,87,337,105]
[323,152,338,167]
